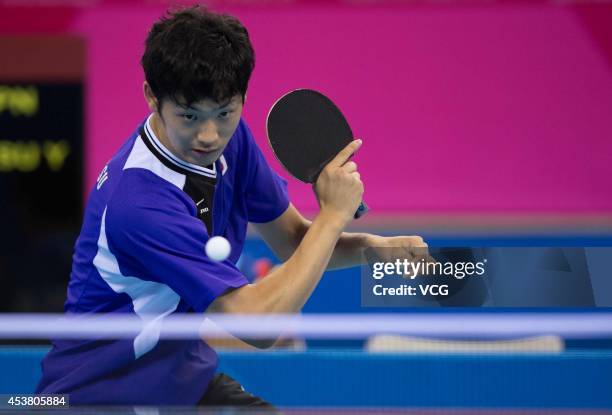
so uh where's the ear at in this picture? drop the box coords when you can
[143,82,159,113]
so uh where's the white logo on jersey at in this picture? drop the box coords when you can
[196,197,209,215]
[97,165,109,190]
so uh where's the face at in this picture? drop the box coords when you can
[144,83,243,167]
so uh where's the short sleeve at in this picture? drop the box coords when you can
[240,122,290,223]
[105,170,248,312]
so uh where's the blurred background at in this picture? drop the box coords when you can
[1,0,612,410]
[2,0,612,313]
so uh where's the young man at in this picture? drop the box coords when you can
[36,6,428,407]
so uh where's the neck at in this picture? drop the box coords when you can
[150,112,175,155]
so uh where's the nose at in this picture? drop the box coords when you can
[196,119,220,148]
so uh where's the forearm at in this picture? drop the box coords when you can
[255,204,376,270]
[281,220,375,270]
[327,231,375,269]
[252,212,344,313]
[210,210,346,314]
[272,214,374,270]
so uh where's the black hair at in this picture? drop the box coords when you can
[141,5,255,107]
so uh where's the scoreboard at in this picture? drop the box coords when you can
[0,83,81,217]
[0,37,84,312]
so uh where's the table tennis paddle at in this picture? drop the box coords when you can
[266,89,369,219]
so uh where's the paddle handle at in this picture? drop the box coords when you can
[354,201,369,219]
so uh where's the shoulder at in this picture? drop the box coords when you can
[221,118,266,183]
[226,118,259,156]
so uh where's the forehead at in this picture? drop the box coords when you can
[165,95,243,112]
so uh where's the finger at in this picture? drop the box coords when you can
[342,161,358,173]
[408,243,431,264]
[351,172,361,180]
[328,139,362,169]
[410,245,430,260]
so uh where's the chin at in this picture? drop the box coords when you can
[191,155,218,167]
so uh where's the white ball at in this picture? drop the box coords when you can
[205,236,231,262]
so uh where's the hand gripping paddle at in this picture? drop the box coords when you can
[266,89,369,219]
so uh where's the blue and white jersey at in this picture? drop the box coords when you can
[36,115,289,405]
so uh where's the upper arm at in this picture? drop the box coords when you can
[252,203,310,262]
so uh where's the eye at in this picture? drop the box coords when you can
[182,113,197,122]
[218,111,231,119]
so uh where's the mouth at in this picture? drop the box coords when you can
[192,148,218,156]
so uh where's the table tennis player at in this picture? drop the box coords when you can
[35,5,429,408]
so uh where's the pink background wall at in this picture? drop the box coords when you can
[2,2,612,215]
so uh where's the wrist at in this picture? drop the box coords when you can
[315,209,349,232]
